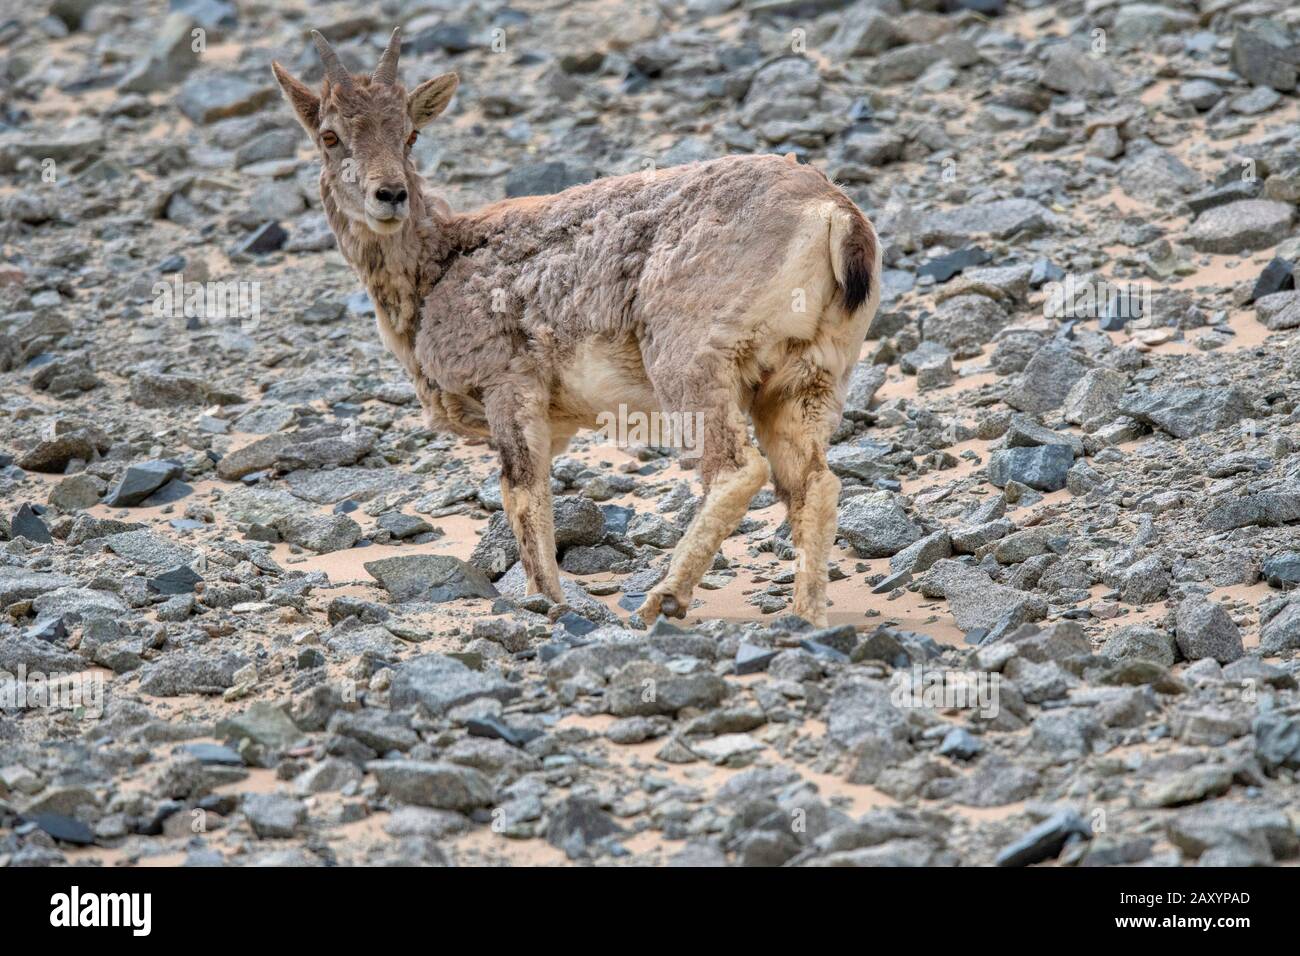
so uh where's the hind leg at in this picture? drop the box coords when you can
[753,362,843,627]
[639,388,768,622]
[486,386,564,604]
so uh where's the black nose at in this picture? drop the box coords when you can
[374,185,407,204]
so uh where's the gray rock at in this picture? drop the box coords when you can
[277,512,361,554]
[918,560,1045,632]
[546,796,626,859]
[889,530,951,574]
[468,511,520,579]
[1174,597,1244,663]
[925,295,1007,352]
[11,504,51,543]
[1112,4,1196,44]
[234,129,299,168]
[119,12,200,92]
[389,654,520,715]
[284,467,405,504]
[375,512,433,540]
[837,495,921,558]
[553,496,605,548]
[1167,801,1297,860]
[368,760,493,810]
[827,442,894,482]
[294,758,363,796]
[628,512,683,549]
[826,679,910,751]
[1062,367,1127,428]
[331,710,419,753]
[1004,345,1092,416]
[104,529,195,569]
[105,460,182,507]
[901,341,954,390]
[32,586,127,626]
[17,433,98,473]
[1118,554,1169,605]
[1254,711,1300,772]
[1119,146,1201,200]
[48,473,105,511]
[1257,291,1300,331]
[1102,625,1177,668]
[139,651,245,696]
[1261,600,1300,654]
[986,445,1073,491]
[129,372,209,407]
[216,701,301,749]
[176,70,275,124]
[995,810,1091,866]
[1180,77,1216,110]
[1231,24,1298,92]
[920,199,1055,246]
[0,568,77,606]
[866,36,980,85]
[364,554,498,603]
[1205,489,1300,532]
[825,8,896,59]
[606,661,727,716]
[1120,386,1253,439]
[0,636,84,674]
[1189,200,1294,254]
[243,793,306,838]
[1004,416,1084,457]
[1040,44,1115,96]
[841,362,887,419]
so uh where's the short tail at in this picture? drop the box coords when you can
[828,204,877,314]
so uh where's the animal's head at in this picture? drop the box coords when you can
[271,28,458,236]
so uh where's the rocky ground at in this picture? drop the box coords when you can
[2,0,1300,868]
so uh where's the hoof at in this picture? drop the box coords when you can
[640,590,688,621]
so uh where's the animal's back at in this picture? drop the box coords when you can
[417,153,875,407]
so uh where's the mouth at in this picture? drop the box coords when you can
[364,203,408,235]
[366,215,405,235]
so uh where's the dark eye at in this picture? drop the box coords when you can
[321,130,339,148]
[406,130,418,147]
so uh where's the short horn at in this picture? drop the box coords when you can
[311,29,353,90]
[372,27,402,86]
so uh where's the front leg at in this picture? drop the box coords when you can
[487,388,564,603]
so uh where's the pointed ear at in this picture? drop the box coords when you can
[272,61,320,134]
[407,73,458,129]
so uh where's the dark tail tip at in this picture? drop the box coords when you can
[838,216,875,313]
[840,253,872,313]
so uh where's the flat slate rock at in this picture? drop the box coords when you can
[104,460,182,507]
[181,742,245,766]
[104,528,197,569]
[0,568,77,605]
[995,810,1091,866]
[148,564,203,595]
[11,504,52,543]
[389,653,520,714]
[364,554,499,604]
[1119,386,1253,439]
[30,813,96,846]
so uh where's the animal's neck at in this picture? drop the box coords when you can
[320,174,455,348]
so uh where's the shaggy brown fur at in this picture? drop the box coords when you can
[273,29,882,626]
